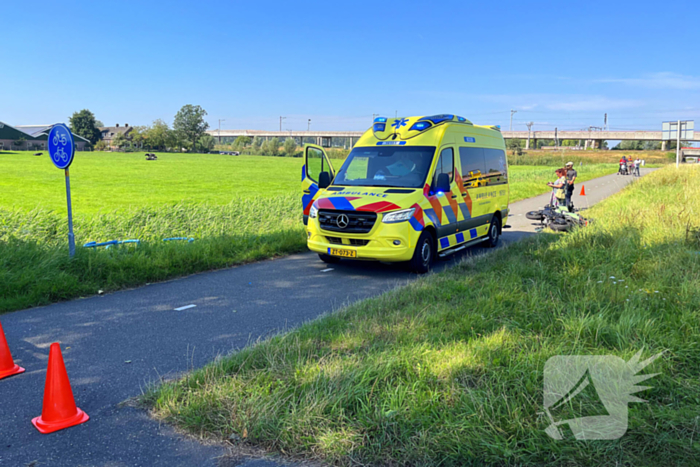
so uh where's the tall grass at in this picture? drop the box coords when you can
[507,149,672,166]
[0,195,305,313]
[147,166,700,466]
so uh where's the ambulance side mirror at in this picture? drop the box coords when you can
[319,171,331,189]
[435,173,450,193]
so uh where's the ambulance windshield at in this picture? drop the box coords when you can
[333,146,436,188]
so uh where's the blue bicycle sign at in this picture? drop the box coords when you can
[48,124,75,170]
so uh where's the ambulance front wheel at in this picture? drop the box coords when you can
[486,216,501,248]
[409,230,435,274]
[318,253,341,264]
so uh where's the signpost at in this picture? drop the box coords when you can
[662,121,695,168]
[48,124,76,257]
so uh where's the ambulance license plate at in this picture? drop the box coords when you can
[328,248,356,258]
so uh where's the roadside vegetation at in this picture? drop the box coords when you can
[0,151,616,312]
[147,166,700,466]
[507,148,672,166]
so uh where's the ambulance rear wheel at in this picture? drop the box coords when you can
[318,253,341,264]
[409,230,435,274]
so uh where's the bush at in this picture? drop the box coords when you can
[262,138,280,157]
[283,138,297,157]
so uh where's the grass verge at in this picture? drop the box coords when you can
[0,195,305,313]
[146,166,700,466]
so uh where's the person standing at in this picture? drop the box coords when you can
[633,157,641,176]
[565,161,577,211]
[547,168,567,207]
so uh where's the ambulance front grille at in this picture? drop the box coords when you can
[318,210,377,234]
[325,236,370,246]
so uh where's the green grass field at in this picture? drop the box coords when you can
[0,151,302,214]
[146,165,700,466]
[1,150,615,212]
[0,150,617,313]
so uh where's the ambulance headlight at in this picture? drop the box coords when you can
[382,208,416,224]
[309,204,318,219]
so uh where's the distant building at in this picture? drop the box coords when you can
[99,123,133,149]
[1,122,90,151]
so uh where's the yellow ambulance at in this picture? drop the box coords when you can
[301,114,509,272]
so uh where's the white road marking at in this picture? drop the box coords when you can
[321,268,334,273]
[174,304,196,311]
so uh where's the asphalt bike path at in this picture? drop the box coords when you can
[0,169,653,467]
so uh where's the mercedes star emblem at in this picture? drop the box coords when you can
[336,214,349,229]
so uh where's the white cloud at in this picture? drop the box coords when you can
[596,72,700,90]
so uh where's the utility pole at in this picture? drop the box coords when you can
[279,116,286,132]
[510,110,518,131]
[554,127,559,148]
[676,120,682,169]
[218,119,225,144]
[604,113,608,131]
[395,110,398,118]
[307,119,311,131]
[372,113,379,121]
[526,122,534,150]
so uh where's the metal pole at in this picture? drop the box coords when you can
[510,110,517,131]
[65,169,75,257]
[676,120,681,168]
[218,119,225,144]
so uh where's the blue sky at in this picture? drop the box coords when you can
[2,0,698,133]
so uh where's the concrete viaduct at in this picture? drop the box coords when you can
[207,129,699,150]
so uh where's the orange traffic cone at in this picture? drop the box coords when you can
[32,343,89,434]
[0,320,25,380]
[580,185,586,196]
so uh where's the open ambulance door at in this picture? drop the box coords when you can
[302,144,336,224]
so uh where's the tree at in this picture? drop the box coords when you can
[145,119,171,150]
[234,136,251,148]
[112,132,127,149]
[69,109,101,144]
[262,137,280,156]
[506,139,524,149]
[199,134,215,152]
[252,136,262,152]
[283,137,297,156]
[129,125,148,149]
[95,120,104,128]
[173,105,209,152]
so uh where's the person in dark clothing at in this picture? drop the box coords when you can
[565,161,577,211]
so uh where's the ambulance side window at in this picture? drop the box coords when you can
[484,148,507,176]
[432,148,454,187]
[306,147,325,182]
[459,147,486,180]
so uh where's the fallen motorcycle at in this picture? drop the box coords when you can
[526,203,590,232]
